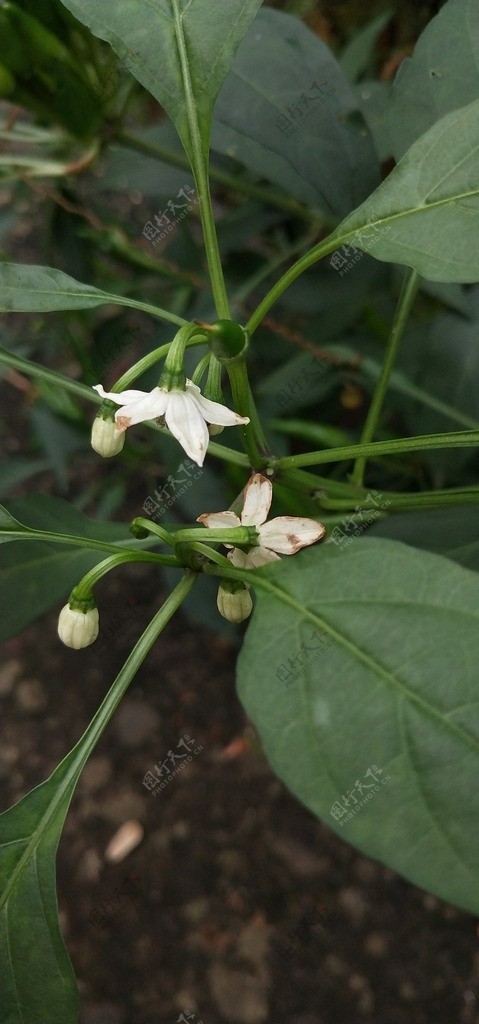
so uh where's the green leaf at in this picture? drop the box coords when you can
[369,507,479,572]
[58,0,262,156]
[0,496,136,641]
[388,0,479,159]
[0,760,80,1024]
[0,262,183,324]
[212,8,379,218]
[334,99,479,282]
[237,540,479,914]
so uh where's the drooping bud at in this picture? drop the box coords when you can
[216,580,253,624]
[57,603,99,649]
[91,408,125,458]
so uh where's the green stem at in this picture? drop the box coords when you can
[0,527,180,562]
[118,129,314,222]
[171,0,229,318]
[174,526,257,546]
[187,541,232,569]
[246,233,339,334]
[320,486,479,513]
[114,334,206,391]
[226,360,268,468]
[276,429,479,470]
[351,268,420,486]
[129,517,176,546]
[72,551,167,598]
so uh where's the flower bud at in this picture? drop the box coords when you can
[207,423,224,437]
[58,604,99,649]
[216,581,253,624]
[91,413,124,458]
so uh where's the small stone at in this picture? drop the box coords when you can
[15,678,47,713]
[208,963,270,1023]
[0,658,21,695]
[364,931,389,957]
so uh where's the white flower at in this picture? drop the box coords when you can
[58,604,99,649]
[197,473,326,567]
[93,381,249,467]
[91,414,125,458]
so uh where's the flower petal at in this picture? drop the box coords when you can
[93,384,153,405]
[190,389,250,427]
[165,390,210,466]
[245,545,281,566]
[259,517,326,554]
[227,547,250,569]
[93,385,168,432]
[241,474,272,527]
[197,511,241,529]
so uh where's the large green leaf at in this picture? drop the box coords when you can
[237,540,479,914]
[0,761,80,1024]
[388,0,479,159]
[333,99,479,282]
[212,8,379,218]
[369,507,479,572]
[0,496,138,642]
[58,0,262,156]
[0,263,182,324]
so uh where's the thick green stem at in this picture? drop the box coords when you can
[175,526,257,546]
[246,234,339,334]
[276,429,479,470]
[114,334,206,391]
[71,551,166,599]
[171,1,230,319]
[351,268,420,486]
[226,360,268,468]
[0,526,179,561]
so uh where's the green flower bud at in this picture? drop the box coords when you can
[57,603,99,649]
[91,411,124,458]
[195,319,249,363]
[216,581,253,624]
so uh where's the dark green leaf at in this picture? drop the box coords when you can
[237,540,479,914]
[212,8,380,218]
[58,0,262,156]
[388,0,479,159]
[335,99,479,282]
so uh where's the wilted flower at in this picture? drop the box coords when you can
[93,381,249,467]
[57,604,99,649]
[198,473,325,567]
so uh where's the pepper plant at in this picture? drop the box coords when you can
[1,0,479,1020]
